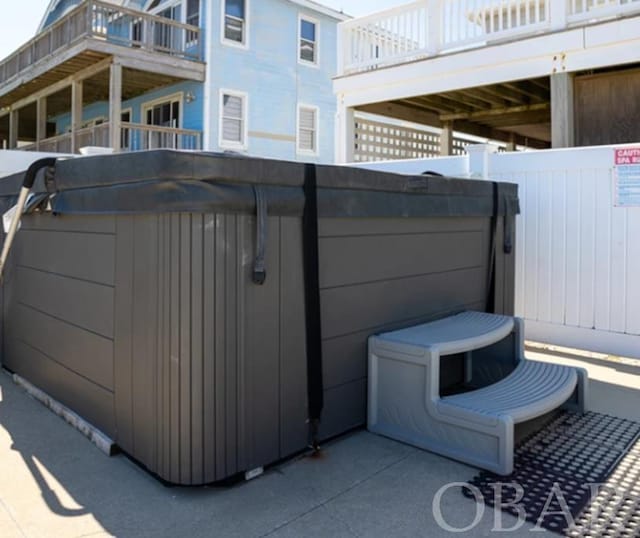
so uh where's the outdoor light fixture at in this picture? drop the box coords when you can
[185,91,196,104]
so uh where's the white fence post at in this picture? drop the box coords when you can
[466,143,499,178]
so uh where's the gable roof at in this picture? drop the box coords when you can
[37,0,128,33]
[287,0,350,21]
[38,0,350,36]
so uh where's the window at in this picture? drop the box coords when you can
[299,18,317,64]
[223,0,246,45]
[297,105,318,154]
[220,91,247,148]
[186,0,200,46]
[143,95,182,149]
[155,5,179,51]
[186,0,199,27]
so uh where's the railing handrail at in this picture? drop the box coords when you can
[0,0,202,87]
[91,0,201,33]
[340,0,428,29]
[339,0,640,75]
[2,2,91,64]
[121,122,201,136]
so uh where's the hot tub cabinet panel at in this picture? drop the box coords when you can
[0,151,518,485]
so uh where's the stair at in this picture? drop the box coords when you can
[368,311,588,475]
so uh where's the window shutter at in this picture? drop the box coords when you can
[298,107,317,152]
[222,94,244,143]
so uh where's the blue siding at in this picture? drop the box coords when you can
[41,0,341,163]
[208,0,340,163]
[53,81,204,135]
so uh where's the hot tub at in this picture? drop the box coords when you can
[0,151,519,485]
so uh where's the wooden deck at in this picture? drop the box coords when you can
[0,0,205,109]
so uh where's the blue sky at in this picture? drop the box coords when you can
[1,0,407,57]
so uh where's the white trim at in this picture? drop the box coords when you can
[120,107,133,120]
[149,0,181,16]
[219,89,248,150]
[290,0,350,21]
[141,91,184,128]
[81,116,108,129]
[296,103,319,156]
[221,0,250,50]
[298,14,320,68]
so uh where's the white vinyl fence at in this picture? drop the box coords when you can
[355,144,640,359]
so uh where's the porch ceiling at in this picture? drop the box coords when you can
[362,77,552,149]
[0,51,111,109]
[1,63,189,116]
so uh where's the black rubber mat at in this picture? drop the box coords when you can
[463,412,640,536]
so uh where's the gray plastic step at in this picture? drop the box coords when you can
[439,359,578,424]
[368,311,588,475]
[375,311,515,356]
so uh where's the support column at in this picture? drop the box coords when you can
[440,121,453,156]
[36,97,47,151]
[551,72,574,148]
[109,62,122,152]
[505,132,517,152]
[9,109,18,149]
[335,103,355,164]
[71,80,83,153]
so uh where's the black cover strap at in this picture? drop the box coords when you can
[486,182,499,314]
[302,164,324,447]
[252,186,268,285]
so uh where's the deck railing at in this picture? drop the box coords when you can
[339,0,640,74]
[22,122,202,153]
[0,0,202,86]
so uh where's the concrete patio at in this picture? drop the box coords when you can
[0,345,638,538]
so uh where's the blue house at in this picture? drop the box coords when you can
[0,0,348,163]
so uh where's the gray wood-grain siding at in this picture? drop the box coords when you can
[2,209,516,485]
[3,214,116,437]
[113,214,309,485]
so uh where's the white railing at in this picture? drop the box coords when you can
[441,0,548,49]
[568,0,640,22]
[339,0,640,74]
[352,144,640,359]
[121,122,201,151]
[340,1,429,73]
[21,122,202,153]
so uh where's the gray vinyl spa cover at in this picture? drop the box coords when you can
[0,150,519,485]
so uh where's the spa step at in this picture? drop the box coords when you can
[438,359,579,425]
[368,311,588,475]
[373,311,515,357]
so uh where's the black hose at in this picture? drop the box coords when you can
[23,158,57,190]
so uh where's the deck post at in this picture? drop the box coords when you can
[8,108,18,149]
[109,62,123,152]
[551,72,574,148]
[71,80,83,153]
[336,103,355,163]
[36,97,47,151]
[440,121,453,156]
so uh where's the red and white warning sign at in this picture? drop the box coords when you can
[614,147,640,165]
[614,146,640,207]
